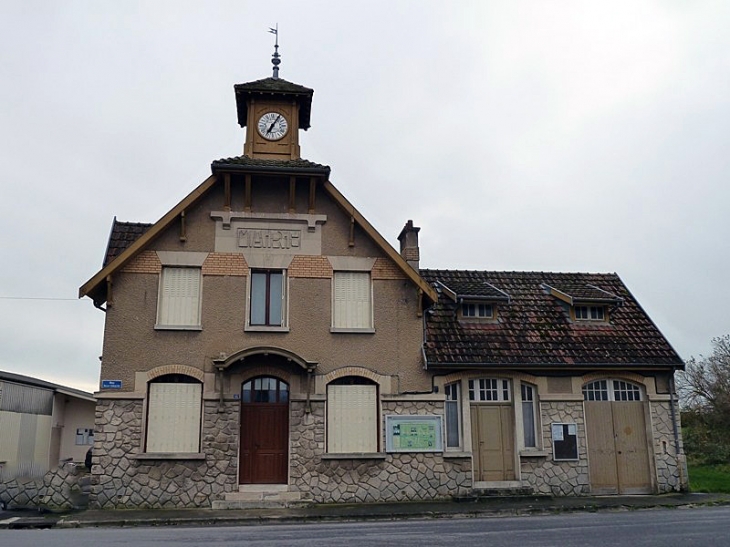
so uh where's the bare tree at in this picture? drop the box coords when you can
[679,335,730,462]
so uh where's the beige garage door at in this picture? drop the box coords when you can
[471,404,515,482]
[584,380,652,494]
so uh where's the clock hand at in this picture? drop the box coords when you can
[267,115,281,134]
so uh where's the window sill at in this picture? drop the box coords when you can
[154,325,202,331]
[321,452,386,460]
[519,450,549,458]
[131,452,206,461]
[244,326,290,333]
[443,451,471,459]
[330,327,375,334]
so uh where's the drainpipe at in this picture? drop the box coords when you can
[668,373,685,491]
[421,310,430,371]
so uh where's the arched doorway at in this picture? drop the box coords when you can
[239,376,289,484]
[583,379,652,494]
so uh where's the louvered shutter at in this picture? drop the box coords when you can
[157,267,201,326]
[333,272,372,329]
[146,383,202,452]
[327,384,377,453]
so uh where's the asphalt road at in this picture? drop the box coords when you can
[2,506,730,546]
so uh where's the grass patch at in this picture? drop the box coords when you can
[688,464,730,493]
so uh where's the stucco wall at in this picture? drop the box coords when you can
[99,180,427,393]
[58,397,96,463]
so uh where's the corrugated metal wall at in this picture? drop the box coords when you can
[0,381,54,415]
[0,381,54,480]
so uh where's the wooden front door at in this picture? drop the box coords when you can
[585,401,652,494]
[239,376,289,484]
[471,404,515,481]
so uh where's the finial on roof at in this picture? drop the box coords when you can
[268,24,280,79]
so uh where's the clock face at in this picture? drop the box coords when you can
[257,112,289,140]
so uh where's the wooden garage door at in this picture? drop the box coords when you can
[585,399,652,494]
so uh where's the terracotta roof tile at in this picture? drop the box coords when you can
[211,155,330,175]
[103,218,152,267]
[420,270,682,369]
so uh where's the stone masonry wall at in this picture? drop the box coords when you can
[0,461,90,511]
[651,400,688,492]
[90,399,239,509]
[520,401,590,495]
[290,400,471,502]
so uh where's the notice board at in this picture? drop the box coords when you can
[385,415,443,452]
[551,422,579,461]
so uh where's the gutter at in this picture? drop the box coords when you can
[210,163,331,176]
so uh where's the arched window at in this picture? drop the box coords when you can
[242,376,289,403]
[583,379,642,402]
[146,374,202,453]
[327,376,378,453]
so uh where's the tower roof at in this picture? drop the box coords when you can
[234,77,314,129]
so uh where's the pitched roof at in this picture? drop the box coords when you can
[0,370,95,402]
[436,278,510,302]
[234,77,314,129]
[104,219,153,267]
[211,155,330,175]
[420,270,683,369]
[79,173,437,305]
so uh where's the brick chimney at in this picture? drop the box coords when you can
[398,220,421,271]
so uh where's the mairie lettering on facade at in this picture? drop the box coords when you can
[237,228,301,250]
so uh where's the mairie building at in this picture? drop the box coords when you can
[79,57,687,509]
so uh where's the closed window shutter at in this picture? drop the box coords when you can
[333,272,372,329]
[147,383,202,452]
[158,267,201,326]
[327,384,377,453]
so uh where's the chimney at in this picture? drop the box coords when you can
[398,220,421,271]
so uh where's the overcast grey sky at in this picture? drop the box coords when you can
[1,1,728,392]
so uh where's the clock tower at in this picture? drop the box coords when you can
[235,42,313,160]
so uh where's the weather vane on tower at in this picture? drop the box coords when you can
[269,24,280,79]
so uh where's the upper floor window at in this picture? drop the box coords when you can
[332,271,373,331]
[461,303,493,319]
[574,305,605,321]
[249,270,286,328]
[156,267,202,329]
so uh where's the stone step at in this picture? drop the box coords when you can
[211,499,313,510]
[224,490,302,502]
[454,484,538,501]
[211,488,311,510]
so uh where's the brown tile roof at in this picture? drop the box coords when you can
[104,218,152,267]
[437,278,510,301]
[211,155,330,176]
[545,282,623,304]
[420,270,683,369]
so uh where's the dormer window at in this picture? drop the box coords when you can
[434,279,510,324]
[574,305,605,321]
[543,283,623,325]
[462,303,493,319]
